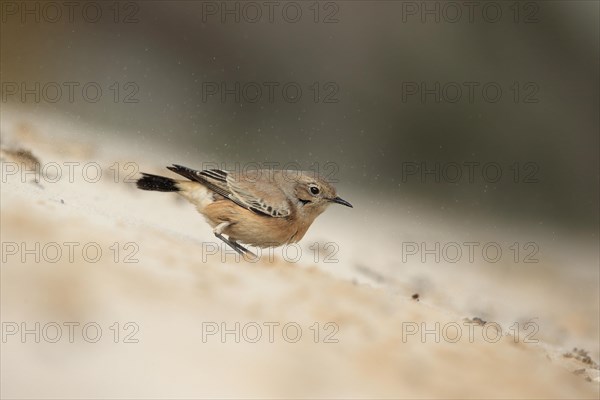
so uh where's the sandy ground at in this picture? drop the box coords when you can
[1,108,599,399]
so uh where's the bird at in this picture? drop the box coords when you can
[136,164,353,256]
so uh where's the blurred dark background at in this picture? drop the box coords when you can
[2,1,598,233]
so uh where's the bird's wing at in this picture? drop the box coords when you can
[167,164,247,209]
[226,170,292,218]
[167,165,291,218]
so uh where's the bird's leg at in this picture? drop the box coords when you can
[213,222,256,258]
[214,231,244,255]
[230,239,257,259]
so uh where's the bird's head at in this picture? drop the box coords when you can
[292,172,353,216]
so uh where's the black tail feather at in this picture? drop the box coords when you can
[136,173,179,192]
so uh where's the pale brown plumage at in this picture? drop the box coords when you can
[137,164,352,255]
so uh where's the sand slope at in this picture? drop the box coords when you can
[1,111,598,399]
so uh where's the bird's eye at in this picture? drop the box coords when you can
[309,185,320,195]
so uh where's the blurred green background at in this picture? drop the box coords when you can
[2,1,598,232]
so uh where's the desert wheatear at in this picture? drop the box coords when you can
[136,164,352,256]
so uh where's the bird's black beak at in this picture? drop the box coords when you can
[331,196,353,208]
